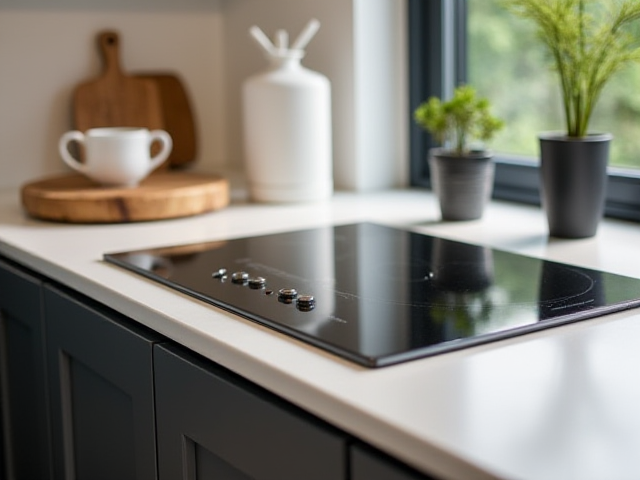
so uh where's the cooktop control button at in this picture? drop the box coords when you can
[248,277,266,289]
[296,295,316,312]
[278,288,298,299]
[212,268,227,279]
[231,271,249,284]
[278,288,298,304]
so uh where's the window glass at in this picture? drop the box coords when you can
[468,0,640,170]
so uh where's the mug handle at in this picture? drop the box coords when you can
[148,130,173,171]
[59,131,87,174]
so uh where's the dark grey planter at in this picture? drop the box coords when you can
[428,149,495,221]
[539,133,611,238]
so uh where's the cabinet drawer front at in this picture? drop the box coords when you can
[154,343,346,480]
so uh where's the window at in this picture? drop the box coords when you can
[409,0,640,222]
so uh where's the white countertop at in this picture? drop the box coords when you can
[2,184,640,480]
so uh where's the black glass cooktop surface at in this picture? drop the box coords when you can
[104,223,640,367]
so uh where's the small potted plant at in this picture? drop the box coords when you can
[500,0,640,238]
[414,85,504,221]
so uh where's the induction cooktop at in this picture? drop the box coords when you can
[104,223,640,367]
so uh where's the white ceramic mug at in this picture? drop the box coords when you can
[58,127,173,187]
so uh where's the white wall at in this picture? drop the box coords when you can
[0,0,407,192]
[354,0,407,190]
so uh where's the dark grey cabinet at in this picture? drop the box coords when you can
[44,284,163,480]
[0,258,52,480]
[154,343,347,480]
[351,443,435,480]
[1,256,439,480]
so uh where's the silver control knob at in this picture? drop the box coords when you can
[231,271,249,284]
[296,294,316,312]
[278,288,298,304]
[248,277,266,289]
[212,268,227,279]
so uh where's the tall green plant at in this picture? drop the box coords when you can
[501,0,640,137]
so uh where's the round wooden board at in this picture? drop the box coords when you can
[21,172,229,223]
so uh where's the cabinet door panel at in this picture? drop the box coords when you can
[351,443,436,480]
[69,356,136,478]
[44,284,162,480]
[191,439,252,480]
[154,343,346,480]
[0,258,52,480]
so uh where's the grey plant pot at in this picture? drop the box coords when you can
[539,133,611,239]
[428,149,495,221]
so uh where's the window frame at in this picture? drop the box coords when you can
[408,0,640,223]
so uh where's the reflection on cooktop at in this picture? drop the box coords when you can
[104,223,640,367]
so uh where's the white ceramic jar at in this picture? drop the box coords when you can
[242,22,333,203]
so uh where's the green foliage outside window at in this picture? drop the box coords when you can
[468,0,640,169]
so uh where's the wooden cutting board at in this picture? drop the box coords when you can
[21,172,229,223]
[73,31,164,134]
[135,72,197,168]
